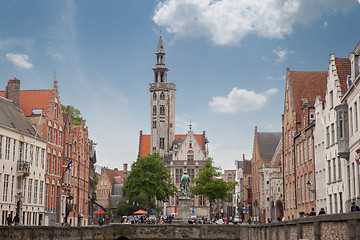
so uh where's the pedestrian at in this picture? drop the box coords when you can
[13,214,20,225]
[7,214,13,225]
[351,202,360,212]
[318,208,326,215]
[309,208,316,216]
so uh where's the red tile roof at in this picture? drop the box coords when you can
[0,89,53,116]
[289,70,328,121]
[335,58,351,94]
[138,132,206,158]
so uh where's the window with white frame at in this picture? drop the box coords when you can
[3,174,9,201]
[28,179,32,203]
[52,154,56,174]
[355,101,358,132]
[34,180,38,204]
[10,175,14,202]
[35,147,39,167]
[5,137,10,160]
[41,149,45,169]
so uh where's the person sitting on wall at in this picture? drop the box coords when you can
[351,202,360,212]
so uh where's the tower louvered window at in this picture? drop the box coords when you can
[153,92,157,100]
[153,106,157,115]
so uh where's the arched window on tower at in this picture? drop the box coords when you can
[153,106,157,115]
[160,72,164,82]
[153,92,157,101]
[161,56,163,63]
[160,92,165,100]
[157,56,160,64]
[160,106,165,115]
[187,150,194,161]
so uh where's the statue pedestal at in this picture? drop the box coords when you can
[172,196,191,224]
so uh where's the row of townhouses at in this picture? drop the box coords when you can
[0,78,97,226]
[235,40,360,223]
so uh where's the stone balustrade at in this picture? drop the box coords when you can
[1,212,360,240]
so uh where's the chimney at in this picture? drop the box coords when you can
[124,163,128,173]
[5,77,20,107]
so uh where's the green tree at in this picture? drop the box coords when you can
[190,158,236,220]
[61,104,86,126]
[122,154,177,215]
[93,172,99,191]
[116,193,156,216]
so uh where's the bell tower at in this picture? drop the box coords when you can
[149,33,176,157]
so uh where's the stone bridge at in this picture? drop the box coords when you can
[1,212,360,240]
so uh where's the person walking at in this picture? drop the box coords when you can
[351,202,360,212]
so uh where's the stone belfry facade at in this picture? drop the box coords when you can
[149,34,176,157]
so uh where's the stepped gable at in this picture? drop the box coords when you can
[138,132,206,158]
[335,58,351,93]
[289,71,327,122]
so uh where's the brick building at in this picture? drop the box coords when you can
[282,69,327,219]
[96,164,128,210]
[251,126,281,223]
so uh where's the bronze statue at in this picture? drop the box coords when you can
[180,171,190,196]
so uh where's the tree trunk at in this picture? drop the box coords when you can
[148,195,151,216]
[209,201,213,221]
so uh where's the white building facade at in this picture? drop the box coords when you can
[0,97,47,225]
[314,96,327,213]
[341,41,360,212]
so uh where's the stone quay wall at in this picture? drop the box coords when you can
[1,212,360,240]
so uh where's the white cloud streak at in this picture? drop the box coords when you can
[6,53,33,69]
[153,0,357,45]
[272,48,294,62]
[209,87,278,113]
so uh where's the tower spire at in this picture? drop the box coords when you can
[156,32,165,55]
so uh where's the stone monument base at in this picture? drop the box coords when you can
[172,196,191,224]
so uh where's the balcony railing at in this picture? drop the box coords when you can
[17,161,30,176]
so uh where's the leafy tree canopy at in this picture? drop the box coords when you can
[190,158,237,219]
[61,104,86,126]
[116,193,156,217]
[122,154,177,215]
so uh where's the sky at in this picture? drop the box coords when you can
[0,0,359,171]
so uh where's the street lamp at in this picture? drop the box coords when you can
[306,181,315,193]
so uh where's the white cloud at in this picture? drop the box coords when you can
[268,75,286,81]
[153,0,356,45]
[272,48,294,62]
[323,21,328,29]
[265,88,279,95]
[209,87,278,113]
[6,53,33,69]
